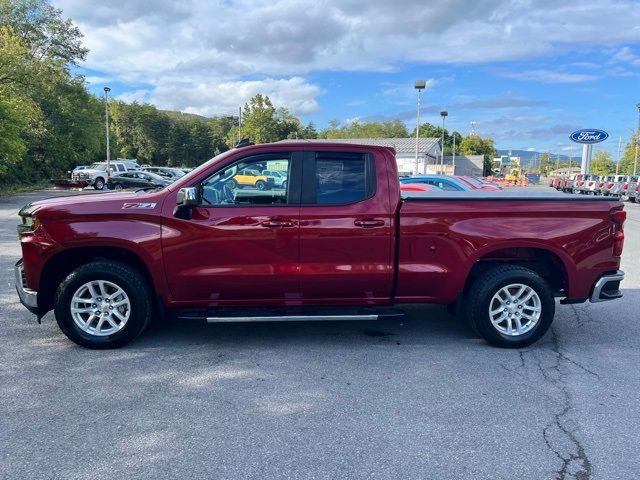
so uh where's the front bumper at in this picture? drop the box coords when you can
[15,260,39,314]
[590,270,624,303]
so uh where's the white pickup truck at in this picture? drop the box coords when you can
[71,160,139,189]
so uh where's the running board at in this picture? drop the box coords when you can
[175,307,404,323]
[204,314,379,323]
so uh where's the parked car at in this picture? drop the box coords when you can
[620,175,639,202]
[261,169,288,189]
[609,175,630,198]
[142,167,186,181]
[456,176,501,191]
[231,168,275,190]
[72,161,140,190]
[399,183,441,193]
[16,142,625,350]
[561,174,579,193]
[400,175,472,191]
[601,175,624,197]
[108,171,170,191]
[584,175,604,195]
[574,174,594,194]
[550,176,564,190]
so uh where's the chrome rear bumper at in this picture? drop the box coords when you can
[590,270,624,303]
[15,260,38,311]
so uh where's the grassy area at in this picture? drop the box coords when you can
[0,180,53,197]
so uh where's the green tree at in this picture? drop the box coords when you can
[239,94,279,144]
[590,150,615,175]
[0,0,87,65]
[459,134,497,175]
[618,134,639,174]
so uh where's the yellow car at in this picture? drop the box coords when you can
[231,169,274,190]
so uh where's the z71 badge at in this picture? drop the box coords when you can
[121,202,157,209]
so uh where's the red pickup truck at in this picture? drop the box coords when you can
[15,142,626,349]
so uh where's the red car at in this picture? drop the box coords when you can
[455,176,501,191]
[399,183,439,192]
[16,142,625,349]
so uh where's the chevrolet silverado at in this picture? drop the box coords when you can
[15,142,626,349]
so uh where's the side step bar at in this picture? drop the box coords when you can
[204,315,379,323]
[175,308,404,323]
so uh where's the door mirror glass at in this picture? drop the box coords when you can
[177,187,199,207]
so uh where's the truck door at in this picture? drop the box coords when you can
[298,150,394,304]
[162,152,302,304]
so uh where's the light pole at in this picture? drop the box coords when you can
[634,102,640,175]
[452,132,457,175]
[440,110,448,174]
[414,80,426,174]
[104,87,111,184]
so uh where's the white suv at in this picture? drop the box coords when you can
[72,160,139,189]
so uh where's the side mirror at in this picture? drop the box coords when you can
[174,187,199,220]
[176,187,199,207]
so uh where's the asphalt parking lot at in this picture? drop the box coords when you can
[1,189,639,480]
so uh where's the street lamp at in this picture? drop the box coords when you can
[440,110,448,174]
[634,102,640,176]
[414,80,426,174]
[104,87,111,185]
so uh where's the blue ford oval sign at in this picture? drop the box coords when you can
[569,129,609,144]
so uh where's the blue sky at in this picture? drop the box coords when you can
[55,0,640,157]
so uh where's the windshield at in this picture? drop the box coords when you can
[89,163,107,170]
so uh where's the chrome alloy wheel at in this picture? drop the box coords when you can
[70,280,131,336]
[488,283,541,336]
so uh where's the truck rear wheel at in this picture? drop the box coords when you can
[464,265,555,348]
[54,261,152,349]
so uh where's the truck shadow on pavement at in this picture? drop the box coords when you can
[137,304,477,349]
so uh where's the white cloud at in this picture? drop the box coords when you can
[53,0,640,113]
[117,89,151,103]
[150,77,321,117]
[502,70,597,83]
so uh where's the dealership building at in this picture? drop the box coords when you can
[307,138,441,175]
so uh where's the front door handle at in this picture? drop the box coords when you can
[354,219,385,228]
[261,218,294,228]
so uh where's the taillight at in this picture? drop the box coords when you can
[623,184,629,190]
[610,209,626,256]
[608,183,614,188]
[635,185,640,192]
[598,182,604,187]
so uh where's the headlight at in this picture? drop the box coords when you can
[18,204,41,234]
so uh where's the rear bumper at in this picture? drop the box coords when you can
[15,260,39,314]
[590,270,624,303]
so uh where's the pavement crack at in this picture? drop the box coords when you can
[524,327,594,479]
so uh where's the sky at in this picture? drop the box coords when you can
[53,0,640,156]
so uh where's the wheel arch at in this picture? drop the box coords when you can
[462,244,572,298]
[38,246,157,313]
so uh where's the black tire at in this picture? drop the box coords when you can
[114,183,123,191]
[255,180,266,190]
[94,177,105,190]
[282,180,287,190]
[464,265,555,348]
[54,261,153,349]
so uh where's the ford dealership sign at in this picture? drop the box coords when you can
[569,129,609,144]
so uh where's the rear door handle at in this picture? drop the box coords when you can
[261,218,294,228]
[354,219,385,228]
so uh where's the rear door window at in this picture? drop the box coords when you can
[303,152,375,205]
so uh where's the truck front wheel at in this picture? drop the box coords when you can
[464,265,555,348]
[54,261,153,349]
[93,177,105,190]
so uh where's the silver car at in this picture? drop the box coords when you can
[602,174,626,197]
[621,175,639,202]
